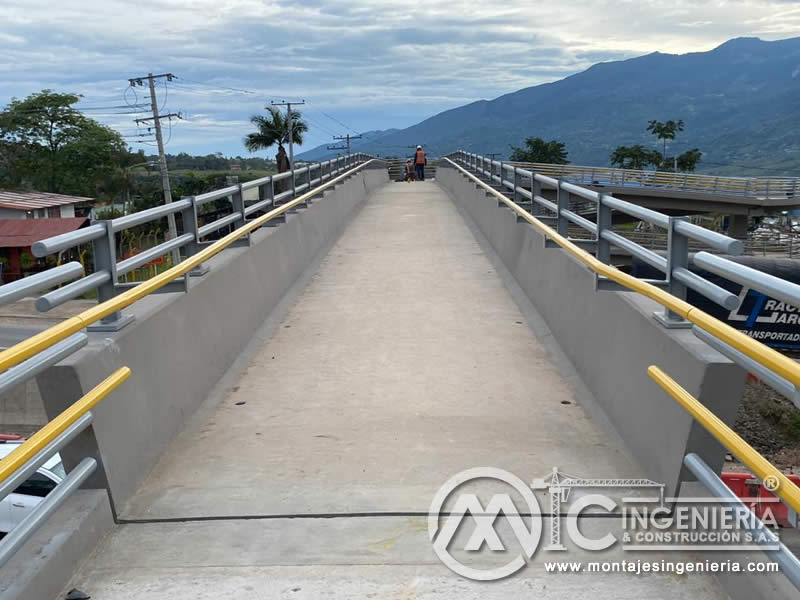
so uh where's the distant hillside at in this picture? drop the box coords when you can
[308,37,800,175]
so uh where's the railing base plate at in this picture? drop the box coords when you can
[189,264,210,277]
[652,311,693,329]
[87,314,135,332]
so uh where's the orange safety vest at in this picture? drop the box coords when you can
[415,149,426,165]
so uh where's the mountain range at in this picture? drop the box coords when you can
[297,36,800,176]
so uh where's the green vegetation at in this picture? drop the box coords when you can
[509,137,569,164]
[244,106,309,154]
[610,120,702,172]
[0,90,127,196]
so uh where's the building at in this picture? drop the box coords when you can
[0,218,90,282]
[0,189,94,219]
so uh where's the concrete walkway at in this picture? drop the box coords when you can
[62,181,726,598]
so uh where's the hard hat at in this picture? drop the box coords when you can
[417,145,422,149]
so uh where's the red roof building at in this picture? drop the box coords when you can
[0,218,89,282]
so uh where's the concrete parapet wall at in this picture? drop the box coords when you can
[0,490,113,600]
[36,168,388,511]
[437,165,746,494]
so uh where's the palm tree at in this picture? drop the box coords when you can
[244,106,308,153]
[646,119,684,158]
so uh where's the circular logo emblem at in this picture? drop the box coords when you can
[763,474,781,492]
[428,467,542,580]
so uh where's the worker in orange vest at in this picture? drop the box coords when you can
[413,145,426,181]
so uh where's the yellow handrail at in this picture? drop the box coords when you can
[0,366,130,485]
[445,158,800,387]
[0,161,373,373]
[648,365,800,514]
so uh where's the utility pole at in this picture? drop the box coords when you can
[270,100,305,171]
[329,134,362,154]
[128,73,182,265]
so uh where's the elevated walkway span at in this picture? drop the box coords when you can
[1,158,798,599]
[54,181,727,598]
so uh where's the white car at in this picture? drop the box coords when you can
[0,441,64,536]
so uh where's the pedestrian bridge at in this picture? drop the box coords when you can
[1,155,800,599]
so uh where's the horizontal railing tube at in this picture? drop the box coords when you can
[241,176,270,191]
[684,453,800,591]
[602,196,671,229]
[533,195,558,213]
[197,213,242,238]
[116,233,194,276]
[561,209,597,235]
[693,327,799,408]
[0,333,87,397]
[0,262,84,306]
[31,224,106,258]
[0,457,96,569]
[601,231,668,272]
[673,221,743,255]
[35,271,111,313]
[560,180,600,202]
[672,267,740,310]
[111,199,192,233]
[244,198,273,216]
[194,186,238,206]
[274,190,294,203]
[694,251,800,309]
[0,411,92,504]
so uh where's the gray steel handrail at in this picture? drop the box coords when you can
[684,453,800,591]
[453,150,799,401]
[504,159,800,200]
[15,153,369,322]
[0,155,373,573]
[0,457,97,569]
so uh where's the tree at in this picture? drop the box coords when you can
[609,145,660,170]
[676,148,702,173]
[244,106,308,154]
[0,90,126,196]
[646,119,684,158]
[509,137,569,164]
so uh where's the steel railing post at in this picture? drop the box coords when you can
[556,179,569,237]
[596,193,612,263]
[513,167,521,205]
[88,221,133,331]
[181,196,209,277]
[230,184,251,246]
[531,172,540,215]
[655,216,691,328]
[259,176,274,210]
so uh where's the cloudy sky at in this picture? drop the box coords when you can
[1,0,798,157]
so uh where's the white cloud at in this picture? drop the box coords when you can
[0,0,797,154]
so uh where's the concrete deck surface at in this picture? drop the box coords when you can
[62,181,727,598]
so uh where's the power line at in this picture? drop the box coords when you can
[173,76,256,95]
[303,115,340,138]
[305,101,359,134]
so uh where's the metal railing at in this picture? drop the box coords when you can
[447,154,800,589]
[0,154,369,331]
[505,160,799,201]
[0,155,374,568]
